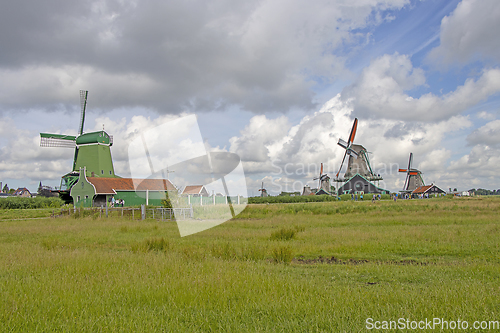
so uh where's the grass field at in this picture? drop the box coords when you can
[1,197,499,331]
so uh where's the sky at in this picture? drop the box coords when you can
[1,0,500,196]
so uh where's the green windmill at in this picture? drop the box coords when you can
[40,90,118,203]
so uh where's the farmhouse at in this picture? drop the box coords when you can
[412,184,446,197]
[337,174,390,195]
[13,187,32,197]
[70,169,176,207]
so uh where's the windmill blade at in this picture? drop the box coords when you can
[407,152,413,171]
[78,90,88,136]
[409,171,419,176]
[398,169,408,173]
[403,172,410,191]
[40,133,76,148]
[337,138,348,149]
[348,118,358,144]
[347,148,358,158]
[336,150,348,178]
[320,163,323,176]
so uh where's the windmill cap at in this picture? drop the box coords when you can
[76,131,112,146]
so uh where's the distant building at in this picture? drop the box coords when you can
[0,193,11,199]
[181,185,209,197]
[301,185,312,196]
[37,182,58,197]
[13,187,32,197]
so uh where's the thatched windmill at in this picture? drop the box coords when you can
[335,118,382,182]
[40,90,117,202]
[313,163,331,195]
[399,153,425,193]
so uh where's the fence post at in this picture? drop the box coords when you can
[141,204,145,220]
[132,208,134,220]
[105,203,108,218]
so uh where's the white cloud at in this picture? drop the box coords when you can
[341,53,500,121]
[477,111,496,120]
[225,94,474,193]
[467,119,500,147]
[0,0,409,113]
[429,0,500,64]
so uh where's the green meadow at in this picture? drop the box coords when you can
[1,197,499,332]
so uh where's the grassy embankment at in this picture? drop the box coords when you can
[0,197,499,331]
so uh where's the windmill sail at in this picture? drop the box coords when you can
[40,133,76,148]
[78,90,88,136]
[336,118,359,178]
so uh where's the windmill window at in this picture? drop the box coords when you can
[85,195,88,199]
[101,170,104,174]
[109,171,112,175]
[81,182,84,189]
[77,196,80,202]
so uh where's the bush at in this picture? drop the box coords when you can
[271,246,294,264]
[249,194,337,204]
[270,228,296,241]
[0,196,64,209]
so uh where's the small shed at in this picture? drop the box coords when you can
[181,185,209,197]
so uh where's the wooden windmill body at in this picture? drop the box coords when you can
[399,153,425,193]
[335,119,382,182]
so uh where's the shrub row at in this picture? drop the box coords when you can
[0,196,65,209]
[249,194,338,204]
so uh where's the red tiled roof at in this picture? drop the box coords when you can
[182,185,205,195]
[87,177,176,195]
[412,185,433,194]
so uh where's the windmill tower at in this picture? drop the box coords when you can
[313,163,331,195]
[258,182,268,197]
[399,153,424,193]
[335,118,382,182]
[40,90,117,202]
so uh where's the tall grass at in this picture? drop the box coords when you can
[0,196,498,331]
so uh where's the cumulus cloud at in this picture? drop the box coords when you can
[0,0,409,113]
[467,120,500,147]
[429,0,500,65]
[341,53,500,121]
[226,94,474,193]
